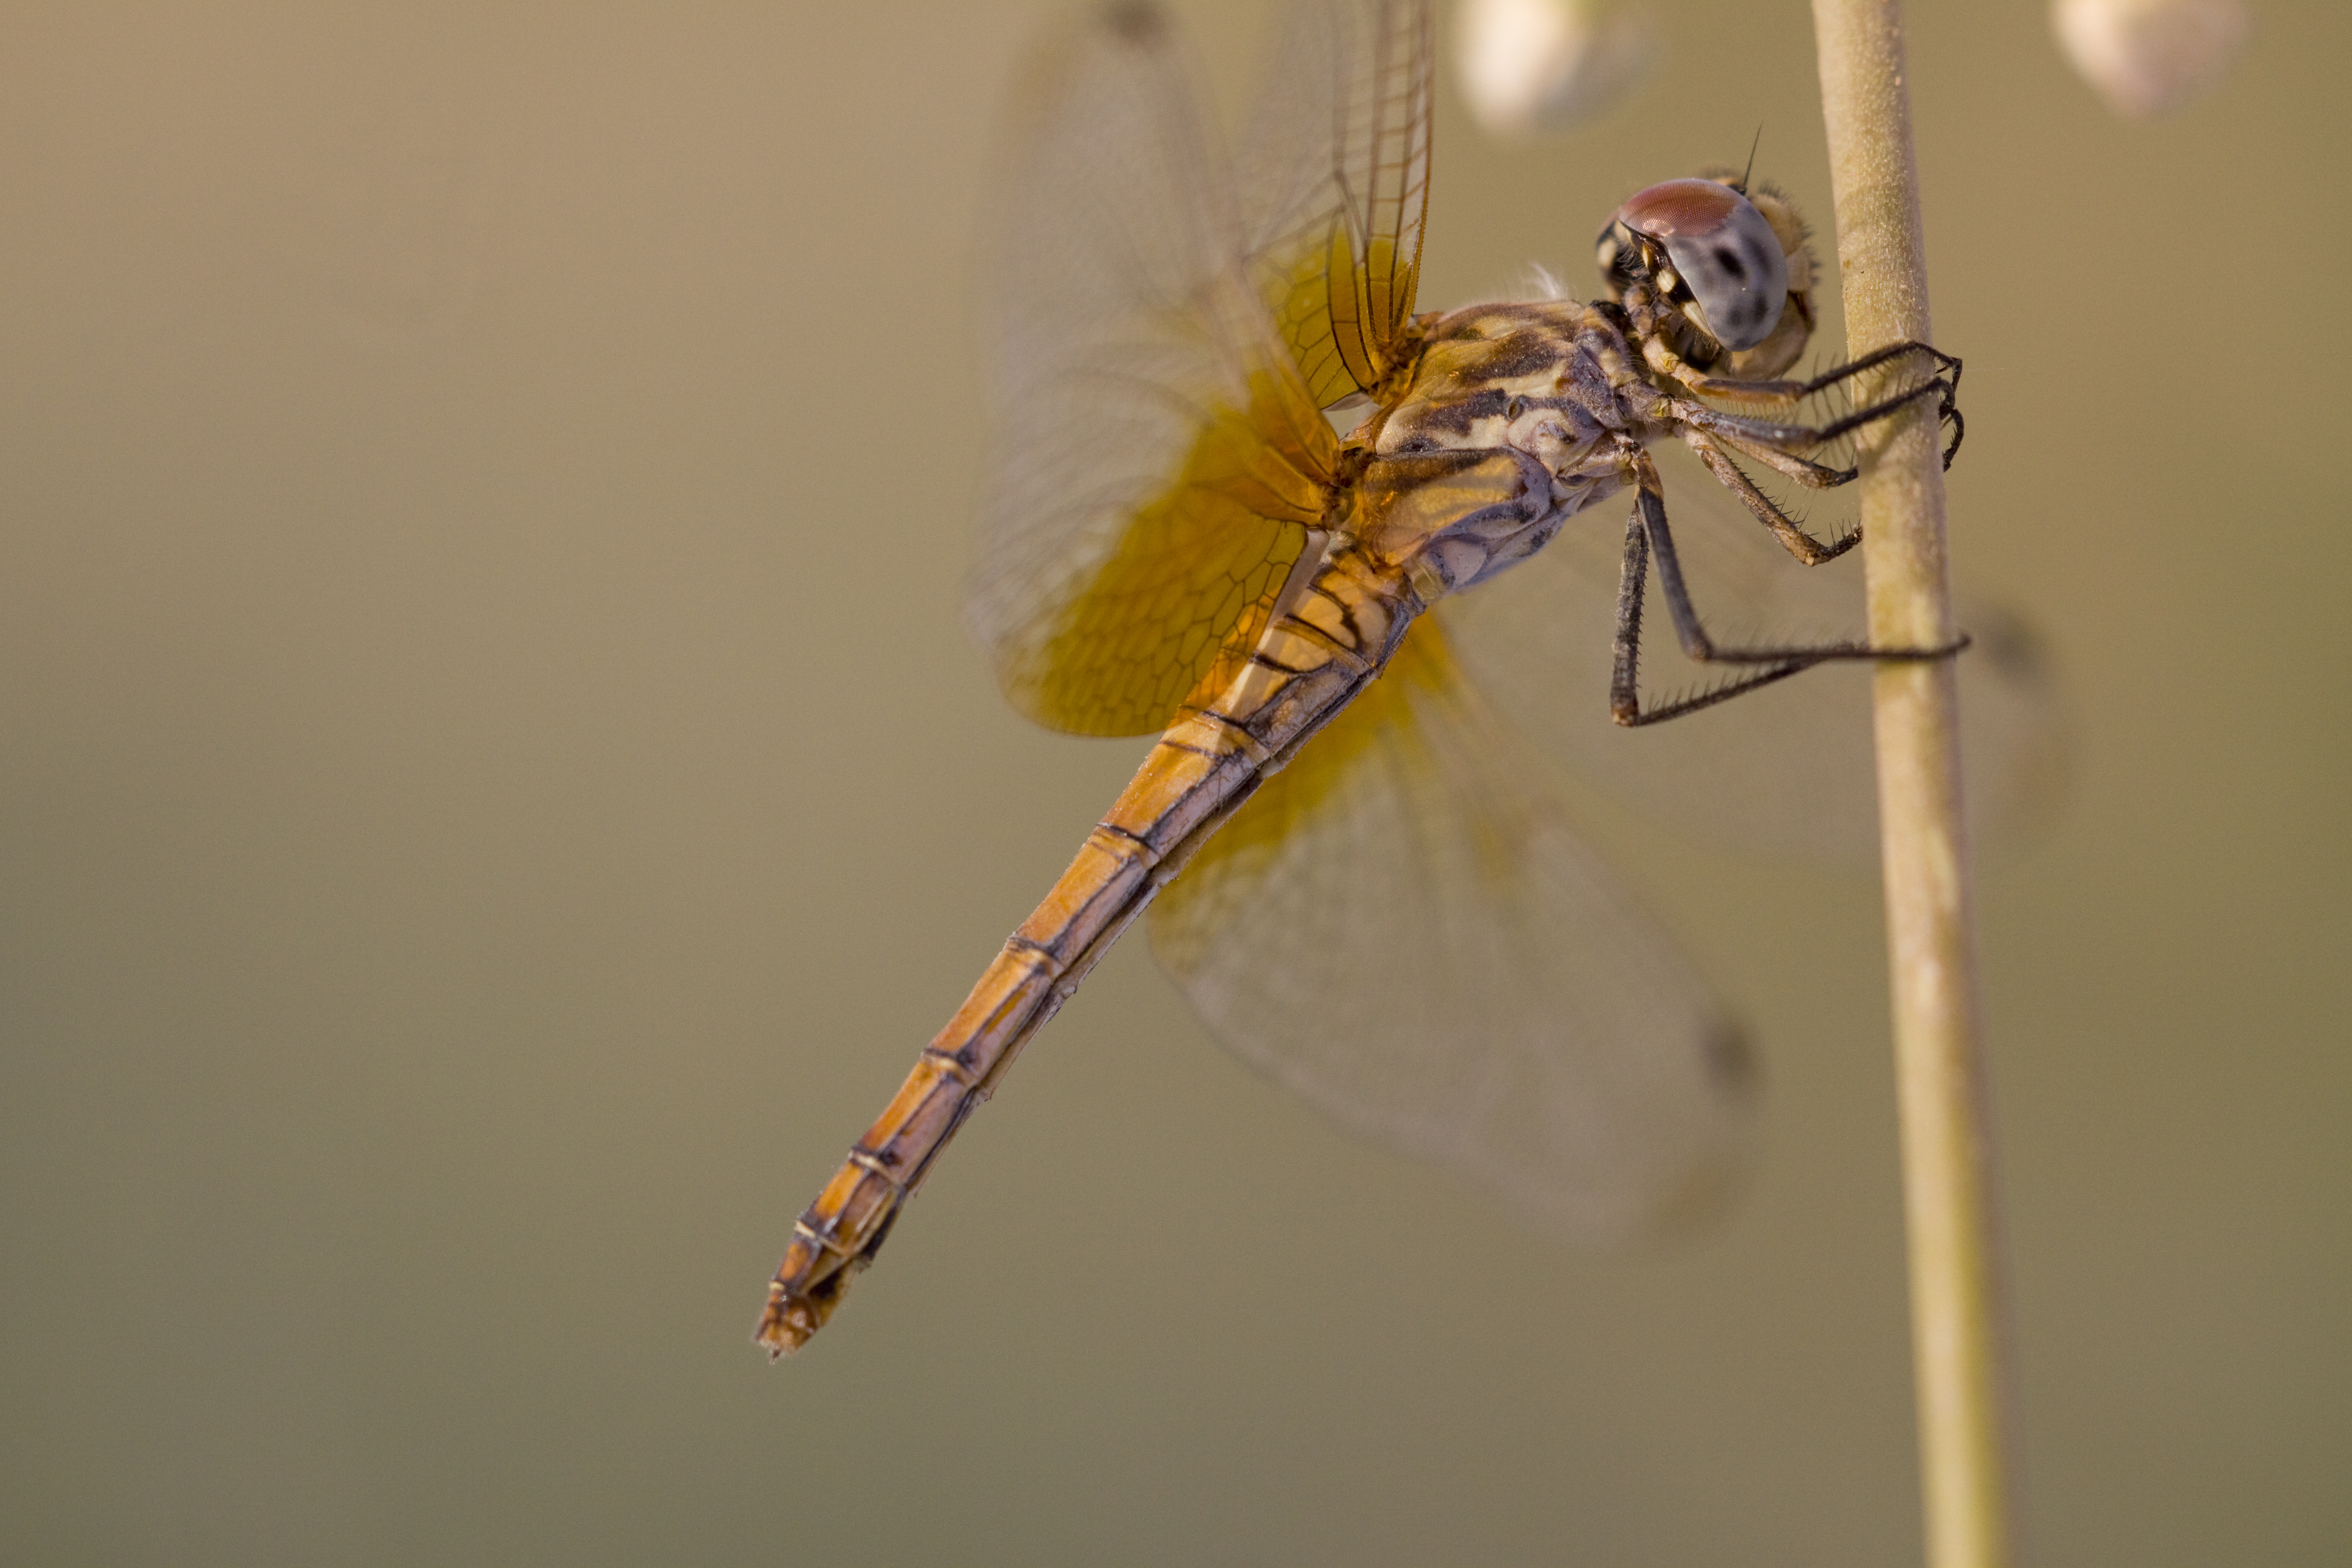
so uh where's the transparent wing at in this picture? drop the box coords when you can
[1443,438,2068,857]
[968,6,1340,738]
[1148,621,1754,1239]
[1236,0,1434,406]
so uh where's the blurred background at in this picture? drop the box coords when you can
[1,2,2343,1563]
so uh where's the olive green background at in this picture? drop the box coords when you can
[2,3,2344,1563]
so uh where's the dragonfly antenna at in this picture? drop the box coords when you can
[1739,125,1764,193]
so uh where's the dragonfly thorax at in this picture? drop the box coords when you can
[1350,300,1662,596]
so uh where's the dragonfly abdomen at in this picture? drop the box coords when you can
[757,550,1424,1357]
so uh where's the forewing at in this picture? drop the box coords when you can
[969,7,1340,738]
[1442,439,2067,856]
[1237,0,1434,406]
[1148,621,1753,1240]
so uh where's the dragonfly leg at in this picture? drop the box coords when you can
[1681,429,1857,567]
[1666,371,1960,489]
[1624,283,1962,462]
[1808,346,1964,469]
[1790,339,1961,403]
[1708,342,1962,467]
[1610,499,1811,726]
[1607,458,1965,729]
[1662,346,1963,477]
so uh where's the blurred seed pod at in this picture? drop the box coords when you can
[1455,0,1651,139]
[2052,0,2250,118]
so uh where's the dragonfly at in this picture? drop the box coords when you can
[756,0,1990,1359]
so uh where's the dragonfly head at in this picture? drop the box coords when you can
[1596,173,1816,379]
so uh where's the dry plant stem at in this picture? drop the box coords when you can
[1810,2,2021,1566]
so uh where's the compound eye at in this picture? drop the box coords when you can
[1612,177,1790,351]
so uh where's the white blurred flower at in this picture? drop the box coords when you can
[2053,0,2250,118]
[1455,0,1651,139]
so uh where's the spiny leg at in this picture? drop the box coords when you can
[1680,345,1966,563]
[1610,503,1812,726]
[1607,459,1965,729]
[1707,339,1963,409]
[1743,347,1963,469]
[1641,480,1964,666]
[1667,361,1961,490]
[1808,352,1964,469]
[1681,429,1858,567]
[1623,280,1960,438]
[1802,340,1961,415]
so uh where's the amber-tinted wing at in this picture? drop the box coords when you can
[1237,0,1435,407]
[1441,440,2067,856]
[967,7,1341,738]
[1149,621,1753,1239]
